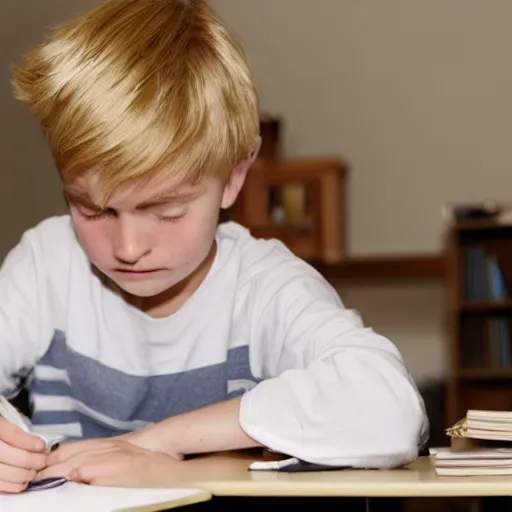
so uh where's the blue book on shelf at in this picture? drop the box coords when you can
[498,319,512,367]
[486,254,508,300]
[466,247,487,300]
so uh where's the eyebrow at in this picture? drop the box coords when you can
[64,189,102,208]
[63,188,200,210]
[136,191,200,209]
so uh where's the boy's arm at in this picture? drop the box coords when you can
[0,231,51,398]
[137,395,261,457]
[235,268,429,468]
[133,263,428,468]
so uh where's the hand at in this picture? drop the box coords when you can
[118,428,182,458]
[0,418,48,493]
[36,438,185,487]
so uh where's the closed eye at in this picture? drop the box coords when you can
[81,210,109,220]
[75,205,113,220]
[157,212,186,223]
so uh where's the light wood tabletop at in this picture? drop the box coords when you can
[164,452,512,498]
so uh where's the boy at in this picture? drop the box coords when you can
[0,0,428,492]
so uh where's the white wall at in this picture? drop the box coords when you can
[5,0,507,384]
[209,0,512,383]
[0,0,101,257]
[212,0,512,256]
[338,281,447,383]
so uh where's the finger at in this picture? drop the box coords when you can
[63,450,123,485]
[0,420,46,453]
[0,440,47,471]
[39,447,116,480]
[87,475,130,487]
[70,462,130,488]
[0,462,35,484]
[0,480,29,494]
[35,462,72,481]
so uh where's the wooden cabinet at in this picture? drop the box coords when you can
[231,156,347,262]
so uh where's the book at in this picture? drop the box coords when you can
[435,466,512,477]
[429,446,512,476]
[464,247,509,302]
[447,409,512,442]
[430,409,512,476]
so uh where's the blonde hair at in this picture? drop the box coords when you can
[12,0,259,204]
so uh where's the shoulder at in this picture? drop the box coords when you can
[9,215,83,273]
[22,214,75,243]
[216,222,340,303]
[20,214,76,254]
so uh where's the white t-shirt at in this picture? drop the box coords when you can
[0,215,428,467]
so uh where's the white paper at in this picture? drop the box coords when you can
[0,482,208,512]
[249,457,299,470]
[430,446,512,459]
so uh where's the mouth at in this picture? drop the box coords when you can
[113,269,164,276]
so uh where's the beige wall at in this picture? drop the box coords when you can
[4,0,509,383]
[0,0,100,257]
[338,281,446,384]
[212,0,512,256]
[209,0,512,383]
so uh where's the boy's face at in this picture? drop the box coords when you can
[65,169,244,300]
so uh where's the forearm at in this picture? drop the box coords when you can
[142,396,262,457]
[238,350,427,468]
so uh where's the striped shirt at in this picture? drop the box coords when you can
[0,216,428,467]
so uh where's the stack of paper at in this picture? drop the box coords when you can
[0,482,210,512]
[430,409,512,476]
[448,409,512,442]
[430,446,512,476]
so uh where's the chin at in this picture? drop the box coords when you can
[108,275,182,298]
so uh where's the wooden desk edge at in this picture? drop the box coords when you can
[166,455,512,498]
[120,489,212,512]
[190,481,512,498]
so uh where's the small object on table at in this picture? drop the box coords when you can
[25,477,68,492]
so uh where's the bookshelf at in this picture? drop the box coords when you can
[312,253,445,281]
[446,221,512,425]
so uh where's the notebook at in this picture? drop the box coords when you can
[434,466,512,477]
[0,482,211,512]
[430,409,512,476]
[447,409,512,442]
[429,446,512,476]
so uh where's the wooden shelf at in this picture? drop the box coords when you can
[459,300,512,313]
[311,253,446,280]
[459,368,512,381]
[446,221,512,423]
[455,219,512,233]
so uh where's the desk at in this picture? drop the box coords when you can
[169,453,512,498]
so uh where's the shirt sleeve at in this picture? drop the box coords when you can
[0,230,52,397]
[238,260,429,469]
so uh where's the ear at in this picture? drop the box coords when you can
[221,137,262,210]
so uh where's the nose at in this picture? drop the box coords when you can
[112,216,151,265]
